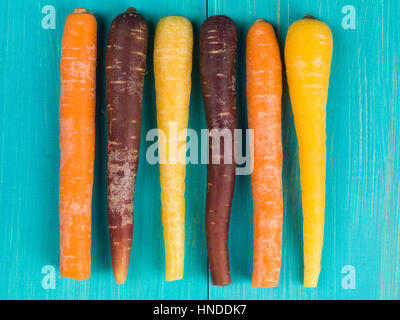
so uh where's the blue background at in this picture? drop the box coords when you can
[0,0,399,300]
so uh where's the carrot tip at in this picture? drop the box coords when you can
[304,281,318,288]
[304,267,320,287]
[251,281,279,288]
[211,279,231,287]
[114,270,128,284]
[60,272,90,281]
[213,283,231,287]
[112,263,129,284]
[165,278,183,282]
[165,274,184,282]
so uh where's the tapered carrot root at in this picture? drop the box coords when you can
[154,16,193,281]
[59,8,97,280]
[246,19,283,287]
[285,15,333,287]
[200,15,238,286]
[106,8,148,284]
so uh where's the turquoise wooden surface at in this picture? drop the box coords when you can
[0,0,399,300]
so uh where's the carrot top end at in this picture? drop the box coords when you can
[126,7,138,15]
[304,14,318,20]
[73,8,92,15]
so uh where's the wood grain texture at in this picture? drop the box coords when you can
[208,0,400,300]
[0,0,399,299]
[0,0,207,300]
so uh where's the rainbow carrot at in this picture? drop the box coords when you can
[285,15,333,287]
[246,19,283,287]
[106,7,148,284]
[154,16,193,281]
[200,15,238,286]
[59,8,97,280]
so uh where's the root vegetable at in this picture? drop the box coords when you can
[285,15,333,287]
[106,7,148,284]
[154,16,193,281]
[59,8,97,280]
[200,15,238,286]
[246,19,283,287]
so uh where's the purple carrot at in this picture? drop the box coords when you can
[105,7,148,284]
[199,15,238,286]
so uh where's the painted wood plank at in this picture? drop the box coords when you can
[0,0,208,300]
[208,0,400,300]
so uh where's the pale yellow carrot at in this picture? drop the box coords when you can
[153,16,193,281]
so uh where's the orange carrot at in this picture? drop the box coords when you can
[59,8,97,280]
[246,19,283,287]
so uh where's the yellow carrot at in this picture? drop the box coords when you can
[284,15,333,287]
[153,16,193,281]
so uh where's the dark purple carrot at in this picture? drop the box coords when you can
[105,7,148,284]
[199,15,238,286]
